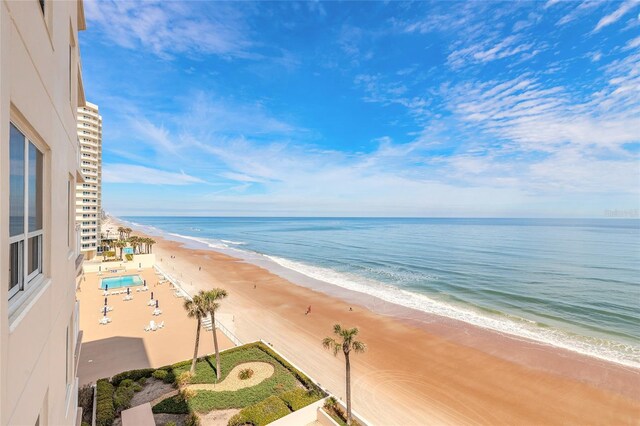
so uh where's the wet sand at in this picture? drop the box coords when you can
[120,224,640,425]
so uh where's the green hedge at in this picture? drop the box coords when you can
[279,388,320,411]
[152,394,190,414]
[110,368,155,386]
[152,368,176,384]
[228,395,292,426]
[113,379,142,413]
[95,379,115,426]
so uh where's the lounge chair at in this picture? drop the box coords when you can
[158,321,165,329]
[150,320,157,331]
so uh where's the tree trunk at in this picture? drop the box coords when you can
[212,311,221,380]
[345,352,352,425]
[191,317,201,374]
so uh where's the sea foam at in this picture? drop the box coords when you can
[130,221,640,369]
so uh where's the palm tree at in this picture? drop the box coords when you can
[322,324,367,425]
[125,227,132,239]
[129,236,139,254]
[117,226,126,240]
[184,294,207,374]
[141,237,151,254]
[202,289,228,380]
[147,238,156,253]
[114,240,126,260]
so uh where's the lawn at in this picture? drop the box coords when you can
[153,341,324,423]
[95,341,324,426]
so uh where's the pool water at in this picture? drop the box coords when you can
[101,275,143,289]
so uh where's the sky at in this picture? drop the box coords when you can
[80,0,640,217]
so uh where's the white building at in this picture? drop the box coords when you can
[76,101,102,260]
[0,0,87,425]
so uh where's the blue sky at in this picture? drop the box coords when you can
[81,0,640,217]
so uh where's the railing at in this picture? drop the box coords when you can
[153,264,243,346]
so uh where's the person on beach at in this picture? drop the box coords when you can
[305,305,311,315]
[254,284,256,289]
[199,266,201,271]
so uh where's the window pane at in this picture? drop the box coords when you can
[28,235,41,276]
[28,143,43,232]
[9,241,22,294]
[10,124,25,237]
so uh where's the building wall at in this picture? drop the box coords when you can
[76,101,102,260]
[0,1,86,425]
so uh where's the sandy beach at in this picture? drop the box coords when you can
[107,220,640,425]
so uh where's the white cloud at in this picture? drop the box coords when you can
[103,164,205,185]
[447,36,535,68]
[624,35,640,50]
[84,0,253,59]
[449,67,640,152]
[593,0,640,32]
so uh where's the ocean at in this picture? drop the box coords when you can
[121,216,640,367]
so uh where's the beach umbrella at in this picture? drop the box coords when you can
[127,287,130,295]
[103,306,107,316]
[151,291,154,300]
[144,280,147,286]
[105,284,109,291]
[155,300,159,309]
[104,297,108,306]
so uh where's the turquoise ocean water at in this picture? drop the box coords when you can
[121,217,640,367]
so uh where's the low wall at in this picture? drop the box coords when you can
[83,254,156,273]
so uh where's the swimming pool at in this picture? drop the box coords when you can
[100,275,143,289]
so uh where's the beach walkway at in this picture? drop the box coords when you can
[76,267,234,385]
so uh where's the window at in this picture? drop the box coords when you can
[9,123,44,300]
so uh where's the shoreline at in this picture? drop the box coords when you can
[127,218,639,371]
[108,218,640,424]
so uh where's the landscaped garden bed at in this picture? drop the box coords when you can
[94,341,324,426]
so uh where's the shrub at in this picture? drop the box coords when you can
[177,371,193,387]
[152,395,189,414]
[185,413,200,426]
[324,396,338,410]
[78,384,94,425]
[181,387,197,401]
[111,368,155,386]
[238,368,254,380]
[280,388,320,411]
[138,377,147,386]
[125,254,134,261]
[113,386,134,413]
[95,379,115,426]
[113,380,143,413]
[228,396,291,426]
[152,369,168,380]
[164,422,177,426]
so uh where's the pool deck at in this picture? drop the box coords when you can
[77,267,235,385]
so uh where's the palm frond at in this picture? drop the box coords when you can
[322,337,341,356]
[333,323,342,335]
[351,340,367,353]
